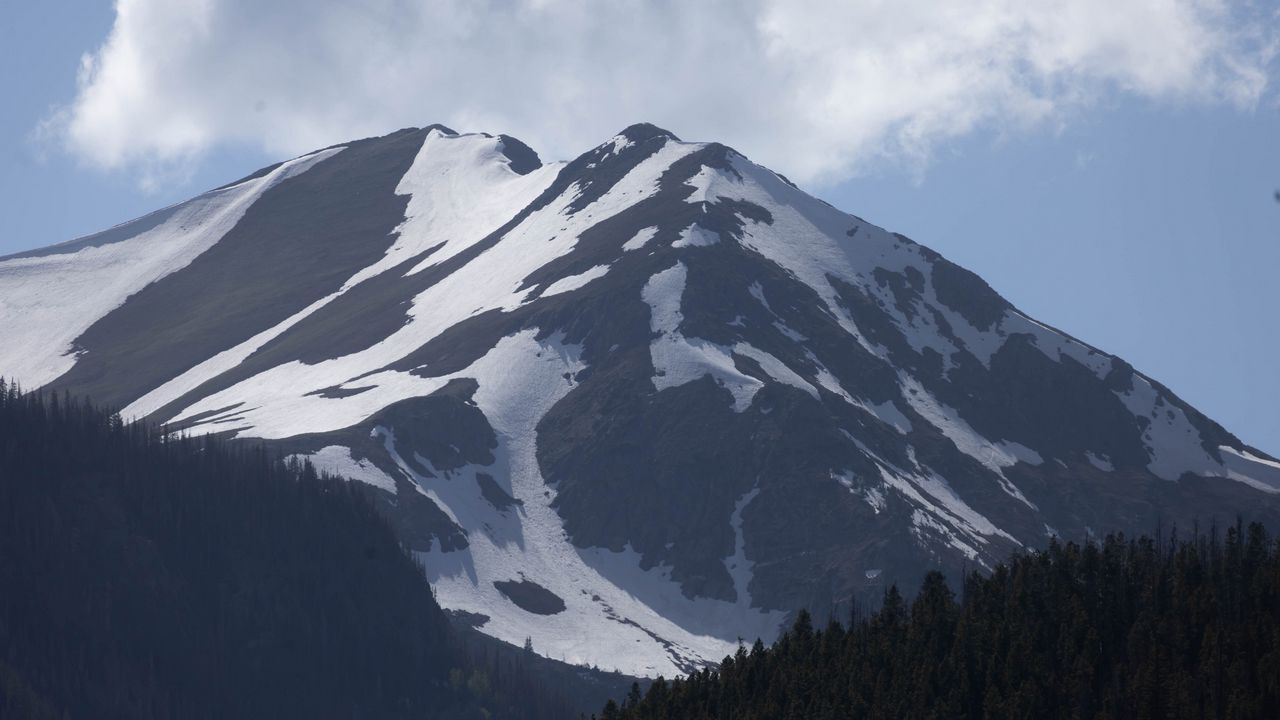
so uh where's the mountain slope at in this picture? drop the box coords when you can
[2,123,1278,677]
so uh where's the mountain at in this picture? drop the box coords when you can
[2,122,1278,678]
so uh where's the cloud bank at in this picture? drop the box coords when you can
[55,0,1278,186]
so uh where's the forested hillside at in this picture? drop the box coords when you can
[604,523,1280,719]
[0,382,573,719]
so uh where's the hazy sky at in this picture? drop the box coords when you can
[2,0,1277,451]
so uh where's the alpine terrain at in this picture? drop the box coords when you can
[2,123,1278,678]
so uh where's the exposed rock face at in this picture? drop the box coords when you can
[4,123,1278,677]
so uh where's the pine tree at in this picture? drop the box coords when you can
[603,523,1280,719]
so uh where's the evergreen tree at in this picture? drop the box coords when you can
[0,382,577,719]
[605,521,1280,719]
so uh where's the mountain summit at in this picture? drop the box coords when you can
[3,124,1278,676]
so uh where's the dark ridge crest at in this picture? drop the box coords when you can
[497,134,543,175]
[617,122,680,144]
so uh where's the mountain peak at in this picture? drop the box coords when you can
[495,134,542,175]
[421,123,458,136]
[616,122,681,144]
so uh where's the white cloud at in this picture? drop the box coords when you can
[52,0,1278,186]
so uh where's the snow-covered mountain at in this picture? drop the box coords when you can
[3,123,1278,677]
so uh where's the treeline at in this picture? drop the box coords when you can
[604,523,1280,719]
[0,381,575,719]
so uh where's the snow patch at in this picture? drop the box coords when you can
[673,223,719,248]
[643,262,689,336]
[1006,312,1113,378]
[868,399,914,434]
[725,488,761,605]
[899,374,1039,508]
[539,265,610,298]
[1116,375,1217,482]
[643,262,763,412]
[845,432,1017,563]
[395,131,562,279]
[622,226,659,252]
[1116,376,1280,493]
[731,343,818,400]
[643,267,821,410]
[1085,451,1114,472]
[832,470,887,514]
[1219,446,1280,494]
[911,510,982,562]
[748,282,773,313]
[864,486,887,513]
[812,362,913,433]
[603,135,633,156]
[290,444,398,493]
[773,321,807,342]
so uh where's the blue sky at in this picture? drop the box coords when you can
[1,1,1277,452]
